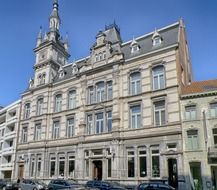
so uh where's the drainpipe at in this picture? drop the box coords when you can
[202,110,208,151]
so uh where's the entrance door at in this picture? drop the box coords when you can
[93,160,102,180]
[18,164,24,179]
[212,166,217,190]
[168,159,178,188]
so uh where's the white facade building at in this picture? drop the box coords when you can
[0,100,21,179]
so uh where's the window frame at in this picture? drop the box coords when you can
[129,72,141,95]
[129,104,141,129]
[152,65,166,91]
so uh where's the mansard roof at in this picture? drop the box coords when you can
[53,21,179,83]
[182,79,217,98]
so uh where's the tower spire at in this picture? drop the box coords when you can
[49,0,60,34]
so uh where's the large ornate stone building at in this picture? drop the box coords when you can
[14,1,192,189]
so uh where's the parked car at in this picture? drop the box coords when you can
[134,182,175,190]
[48,179,81,190]
[86,180,127,190]
[20,179,48,190]
[0,179,20,190]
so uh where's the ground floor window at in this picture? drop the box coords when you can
[128,151,135,177]
[36,156,41,177]
[190,162,202,190]
[50,157,56,177]
[108,158,112,177]
[68,156,75,177]
[30,157,35,177]
[151,149,160,177]
[59,156,65,176]
[139,150,147,177]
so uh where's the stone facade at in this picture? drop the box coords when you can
[13,2,193,190]
[0,100,21,179]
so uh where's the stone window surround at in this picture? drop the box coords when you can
[128,100,142,129]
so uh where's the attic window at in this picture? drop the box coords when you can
[131,45,140,54]
[95,51,106,62]
[153,37,162,46]
[59,71,64,78]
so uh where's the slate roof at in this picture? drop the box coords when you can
[182,79,217,95]
[121,23,179,60]
[53,21,180,83]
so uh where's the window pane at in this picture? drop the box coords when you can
[128,157,135,177]
[108,158,111,177]
[152,155,160,177]
[50,161,55,177]
[59,160,65,176]
[153,66,165,90]
[140,156,147,177]
[69,159,75,177]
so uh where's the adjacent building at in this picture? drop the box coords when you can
[14,1,192,190]
[0,100,21,179]
[181,80,217,190]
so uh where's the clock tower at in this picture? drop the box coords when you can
[32,0,70,87]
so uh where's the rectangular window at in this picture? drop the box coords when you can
[185,105,196,120]
[88,86,94,104]
[35,123,42,141]
[59,156,65,176]
[130,72,141,95]
[154,100,166,126]
[36,157,41,177]
[87,114,93,135]
[24,103,30,119]
[55,94,62,112]
[30,158,35,177]
[213,128,217,147]
[22,127,28,143]
[128,151,135,178]
[107,111,112,132]
[151,149,160,177]
[96,82,105,102]
[210,103,217,118]
[36,98,43,115]
[187,130,199,150]
[107,81,113,100]
[52,121,60,139]
[96,112,104,134]
[152,66,165,90]
[130,105,141,129]
[108,158,112,177]
[68,91,76,109]
[139,150,147,177]
[68,156,75,177]
[66,118,74,138]
[50,157,56,177]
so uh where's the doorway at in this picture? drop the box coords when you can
[93,160,102,180]
[18,164,24,179]
[168,159,178,188]
[212,166,217,190]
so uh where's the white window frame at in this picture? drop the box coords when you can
[22,127,28,143]
[130,72,141,95]
[130,104,141,129]
[154,100,166,126]
[96,82,105,103]
[107,81,113,100]
[66,117,75,138]
[55,94,62,112]
[24,103,31,119]
[68,90,76,109]
[35,123,42,141]
[210,102,217,118]
[187,129,199,150]
[185,105,196,120]
[36,98,43,115]
[152,66,165,90]
[95,112,104,134]
[52,120,60,139]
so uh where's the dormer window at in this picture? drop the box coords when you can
[130,38,140,54]
[153,37,162,46]
[59,71,64,78]
[152,29,162,46]
[95,51,106,62]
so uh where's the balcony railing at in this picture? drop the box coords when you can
[208,146,217,157]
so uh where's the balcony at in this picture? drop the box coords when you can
[208,146,217,157]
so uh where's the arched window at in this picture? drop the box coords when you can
[36,98,43,115]
[41,73,46,84]
[152,65,165,90]
[130,72,141,95]
[55,94,62,112]
[68,90,76,109]
[96,82,105,102]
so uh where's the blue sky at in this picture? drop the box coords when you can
[0,0,216,106]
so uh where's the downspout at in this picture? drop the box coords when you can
[202,110,208,150]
